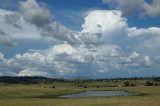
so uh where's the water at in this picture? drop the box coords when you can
[60,90,137,98]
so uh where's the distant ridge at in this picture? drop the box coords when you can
[0,76,67,84]
[0,76,159,84]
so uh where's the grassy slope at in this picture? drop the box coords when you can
[0,82,160,106]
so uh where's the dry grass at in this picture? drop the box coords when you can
[0,83,159,106]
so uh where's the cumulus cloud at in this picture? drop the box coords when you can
[0,52,4,59]
[19,0,79,44]
[79,10,128,46]
[144,56,151,66]
[18,0,127,45]
[18,68,48,77]
[0,52,19,76]
[19,0,52,27]
[0,30,16,46]
[0,0,160,78]
[128,27,160,37]
[0,8,41,40]
[143,0,160,17]
[82,10,127,34]
[102,0,160,17]
[82,10,127,35]
[102,0,145,16]
[0,41,157,78]
[39,21,79,44]
[128,52,140,60]
[5,14,22,29]
[127,27,160,55]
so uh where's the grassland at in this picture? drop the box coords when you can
[0,81,160,106]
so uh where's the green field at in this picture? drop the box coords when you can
[0,81,160,106]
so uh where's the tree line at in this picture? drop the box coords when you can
[0,76,159,84]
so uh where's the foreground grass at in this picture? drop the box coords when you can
[0,82,160,106]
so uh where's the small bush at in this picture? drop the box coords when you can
[145,81,154,86]
[123,81,130,87]
[123,81,137,87]
[48,86,56,88]
[96,85,100,88]
[130,83,137,86]
[83,86,87,88]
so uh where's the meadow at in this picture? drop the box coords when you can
[0,80,160,106]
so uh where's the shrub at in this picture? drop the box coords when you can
[123,81,130,87]
[48,86,56,88]
[130,83,137,86]
[145,81,154,86]
[123,81,137,87]
[83,85,87,88]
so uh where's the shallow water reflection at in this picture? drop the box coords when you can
[60,90,137,98]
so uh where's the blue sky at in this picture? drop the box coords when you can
[0,0,160,78]
[2,0,159,30]
[33,0,160,30]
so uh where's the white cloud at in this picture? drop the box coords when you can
[18,68,48,77]
[0,39,159,78]
[48,44,76,55]
[124,52,140,63]
[129,52,140,59]
[127,27,160,55]
[79,10,127,46]
[82,10,127,34]
[144,56,151,65]
[14,52,46,67]
[128,27,160,37]
[0,0,160,78]
[0,52,4,61]
[0,8,41,39]
[0,43,121,78]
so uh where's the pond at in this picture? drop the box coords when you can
[59,90,137,98]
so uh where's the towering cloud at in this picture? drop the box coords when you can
[80,10,127,45]
[82,10,127,34]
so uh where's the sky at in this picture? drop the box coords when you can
[0,0,160,79]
